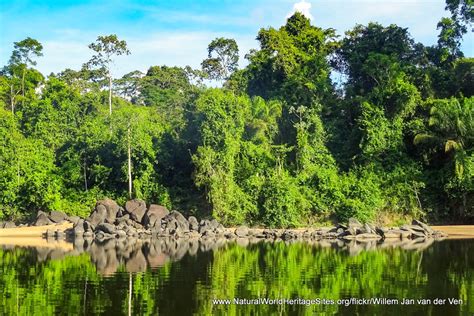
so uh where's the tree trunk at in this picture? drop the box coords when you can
[127,125,132,199]
[17,160,20,188]
[109,75,112,115]
[10,84,14,114]
[83,157,88,191]
[128,273,132,316]
[21,68,25,106]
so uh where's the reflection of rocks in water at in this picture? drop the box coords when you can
[126,248,147,273]
[79,237,237,275]
[1,231,446,276]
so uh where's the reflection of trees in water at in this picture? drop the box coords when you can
[0,239,472,315]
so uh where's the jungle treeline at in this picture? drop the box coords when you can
[0,0,472,226]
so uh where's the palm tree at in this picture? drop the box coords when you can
[414,97,473,180]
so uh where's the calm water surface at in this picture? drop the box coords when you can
[0,237,473,315]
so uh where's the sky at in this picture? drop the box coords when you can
[0,0,472,78]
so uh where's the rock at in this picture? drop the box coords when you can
[83,231,94,238]
[363,223,376,235]
[404,224,427,234]
[115,214,130,225]
[73,219,85,236]
[3,221,16,229]
[412,219,434,234]
[235,226,249,237]
[215,224,225,235]
[401,225,426,237]
[48,211,68,223]
[125,199,147,223]
[410,230,427,238]
[382,231,401,239]
[323,232,339,239]
[84,221,95,232]
[142,204,169,228]
[224,231,236,239]
[170,211,189,232]
[150,226,164,236]
[398,230,412,239]
[433,230,448,238]
[375,227,385,236]
[187,231,201,239]
[95,199,120,224]
[96,223,116,235]
[34,211,53,226]
[348,217,363,229]
[126,228,137,237]
[202,230,215,237]
[346,226,358,235]
[162,211,189,233]
[68,216,81,225]
[96,199,120,224]
[281,230,298,240]
[188,216,199,231]
[116,230,127,239]
[86,204,107,226]
[116,207,125,218]
[209,219,220,230]
[95,231,105,241]
[199,220,211,234]
[355,233,382,240]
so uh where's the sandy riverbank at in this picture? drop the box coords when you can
[0,222,72,237]
[431,226,474,239]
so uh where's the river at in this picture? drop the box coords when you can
[0,237,472,315]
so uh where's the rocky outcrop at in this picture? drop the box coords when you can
[34,211,53,226]
[48,211,68,223]
[2,221,16,229]
[143,204,169,228]
[21,198,445,245]
[125,199,147,223]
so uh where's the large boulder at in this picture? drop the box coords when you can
[198,220,211,234]
[73,219,85,236]
[34,211,53,226]
[125,199,147,223]
[348,217,363,229]
[3,221,16,229]
[83,220,95,232]
[86,204,107,226]
[96,223,117,235]
[142,204,169,228]
[96,199,120,224]
[235,226,249,238]
[412,219,434,235]
[48,211,68,223]
[188,216,199,231]
[68,216,81,225]
[167,211,189,232]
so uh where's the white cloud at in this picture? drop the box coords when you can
[287,0,314,20]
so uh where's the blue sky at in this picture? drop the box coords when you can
[0,0,472,77]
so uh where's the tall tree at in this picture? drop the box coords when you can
[201,38,239,82]
[3,37,43,113]
[85,34,130,115]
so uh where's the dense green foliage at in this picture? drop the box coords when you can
[0,1,472,225]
